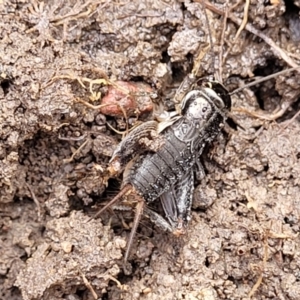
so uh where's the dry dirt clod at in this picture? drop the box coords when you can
[1,0,300,299]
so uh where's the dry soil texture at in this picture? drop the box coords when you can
[1,0,300,299]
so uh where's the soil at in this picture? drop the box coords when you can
[1,0,300,299]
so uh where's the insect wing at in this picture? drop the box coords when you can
[160,170,194,234]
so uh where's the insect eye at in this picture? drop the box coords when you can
[202,107,207,112]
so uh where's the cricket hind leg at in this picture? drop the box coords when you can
[123,195,144,260]
[91,184,133,220]
[108,120,162,176]
[91,184,146,273]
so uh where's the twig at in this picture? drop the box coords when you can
[200,0,216,76]
[234,0,250,41]
[117,12,165,20]
[201,0,300,68]
[223,0,250,63]
[44,72,131,135]
[58,133,87,142]
[76,98,129,135]
[232,106,288,121]
[280,108,300,128]
[231,66,300,95]
[103,275,123,289]
[248,239,268,298]
[79,269,98,299]
[218,0,229,82]
[63,139,89,163]
[25,183,41,221]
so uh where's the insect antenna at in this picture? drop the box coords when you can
[230,66,300,96]
[229,66,300,121]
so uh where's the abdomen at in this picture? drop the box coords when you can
[126,130,195,202]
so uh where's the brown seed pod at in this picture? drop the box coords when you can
[100,81,153,117]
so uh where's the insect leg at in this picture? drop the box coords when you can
[123,194,145,264]
[91,185,146,268]
[91,184,133,220]
[195,159,206,181]
[108,120,162,176]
